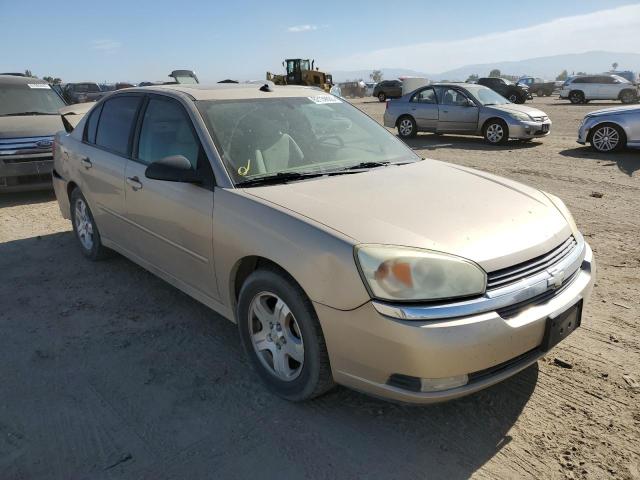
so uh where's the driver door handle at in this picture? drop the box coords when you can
[80,157,92,169]
[126,176,143,191]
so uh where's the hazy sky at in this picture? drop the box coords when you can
[1,0,638,82]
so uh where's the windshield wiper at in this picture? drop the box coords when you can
[237,170,325,187]
[0,111,58,117]
[326,160,415,174]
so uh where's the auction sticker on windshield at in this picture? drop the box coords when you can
[308,95,342,104]
[27,84,51,89]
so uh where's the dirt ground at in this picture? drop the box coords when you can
[0,96,638,480]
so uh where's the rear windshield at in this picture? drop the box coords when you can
[197,96,417,184]
[0,83,66,116]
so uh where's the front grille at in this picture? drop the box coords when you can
[468,347,540,383]
[487,236,577,290]
[0,136,54,156]
[3,155,53,164]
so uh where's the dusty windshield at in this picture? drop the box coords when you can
[0,84,66,116]
[197,96,418,184]
[470,86,511,105]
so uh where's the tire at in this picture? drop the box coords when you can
[397,115,417,138]
[536,89,545,97]
[483,119,509,145]
[70,188,110,261]
[507,92,519,103]
[237,268,335,401]
[620,89,637,104]
[378,92,386,102]
[589,123,626,153]
[569,90,584,104]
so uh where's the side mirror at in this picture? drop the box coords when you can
[145,155,201,183]
[466,98,476,107]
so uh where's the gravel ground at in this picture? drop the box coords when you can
[0,96,638,480]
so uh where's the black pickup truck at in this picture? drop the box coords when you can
[517,77,555,97]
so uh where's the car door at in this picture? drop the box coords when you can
[597,76,620,99]
[409,87,438,130]
[77,94,143,247]
[123,95,219,300]
[435,87,479,132]
[391,81,403,97]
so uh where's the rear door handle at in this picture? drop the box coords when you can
[126,176,143,191]
[80,157,92,169]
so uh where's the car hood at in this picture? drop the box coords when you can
[486,103,548,118]
[0,115,65,139]
[241,160,572,272]
[586,105,640,117]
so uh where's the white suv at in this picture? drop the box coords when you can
[559,75,638,104]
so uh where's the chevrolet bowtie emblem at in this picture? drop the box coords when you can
[547,270,565,289]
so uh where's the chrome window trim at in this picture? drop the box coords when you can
[373,236,588,321]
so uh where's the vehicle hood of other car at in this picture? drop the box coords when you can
[0,115,65,139]
[585,105,640,117]
[241,160,572,273]
[486,103,548,118]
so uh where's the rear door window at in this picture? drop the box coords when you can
[95,96,141,156]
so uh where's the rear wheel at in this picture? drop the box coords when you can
[507,92,519,103]
[237,269,335,401]
[536,89,545,97]
[590,123,625,152]
[378,92,386,102]
[70,188,110,260]
[397,115,417,138]
[484,119,509,145]
[569,91,584,104]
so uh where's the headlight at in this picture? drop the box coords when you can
[543,192,579,235]
[355,245,487,302]
[509,111,532,122]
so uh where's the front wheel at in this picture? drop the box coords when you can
[377,92,386,102]
[397,116,417,138]
[237,269,335,401]
[590,124,625,152]
[484,119,509,145]
[620,90,637,104]
[70,188,110,260]
[569,91,584,104]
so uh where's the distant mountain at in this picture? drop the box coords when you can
[330,51,640,83]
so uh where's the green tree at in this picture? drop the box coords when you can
[489,69,501,77]
[53,78,62,84]
[43,76,54,83]
[466,73,479,83]
[24,69,35,78]
[556,70,568,81]
[370,70,383,82]
[611,62,619,71]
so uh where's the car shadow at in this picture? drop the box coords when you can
[0,189,55,208]
[401,133,542,152]
[559,146,639,176]
[0,231,537,479]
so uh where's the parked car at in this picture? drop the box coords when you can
[338,81,366,98]
[517,77,555,97]
[477,77,529,103]
[384,83,552,144]
[364,81,376,96]
[373,80,403,102]
[62,82,105,104]
[53,83,594,404]
[559,75,638,104]
[0,75,66,192]
[577,105,640,152]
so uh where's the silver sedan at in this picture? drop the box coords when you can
[577,105,640,152]
[384,83,552,144]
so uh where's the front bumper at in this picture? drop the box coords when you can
[0,153,53,193]
[577,118,593,145]
[507,119,552,139]
[316,242,595,404]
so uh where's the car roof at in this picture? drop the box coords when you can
[0,74,48,86]
[122,83,330,101]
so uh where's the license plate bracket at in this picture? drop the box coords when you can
[541,301,582,352]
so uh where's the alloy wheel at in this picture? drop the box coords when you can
[74,198,94,250]
[248,292,304,381]
[399,118,413,137]
[486,123,504,143]
[592,126,619,152]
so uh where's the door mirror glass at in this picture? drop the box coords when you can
[145,155,201,183]
[466,98,476,107]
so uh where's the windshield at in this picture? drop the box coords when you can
[197,96,418,185]
[0,84,66,115]
[469,86,510,105]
